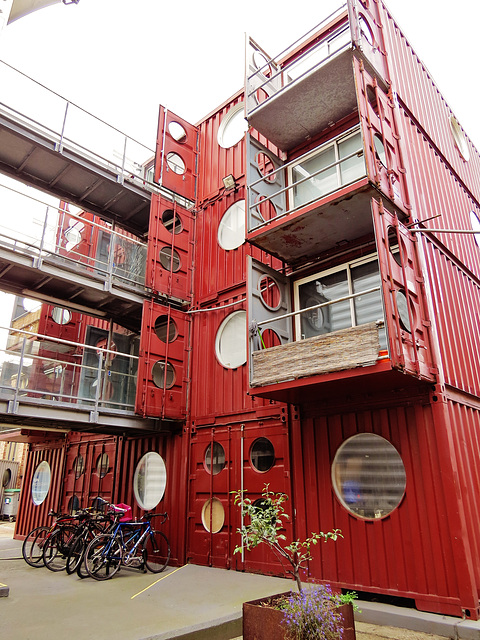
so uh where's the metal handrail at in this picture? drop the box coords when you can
[256,286,382,327]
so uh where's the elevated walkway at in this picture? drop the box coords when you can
[0,60,156,237]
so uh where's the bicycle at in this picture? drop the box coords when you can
[65,507,113,576]
[22,510,77,568]
[84,509,170,581]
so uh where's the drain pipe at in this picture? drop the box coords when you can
[240,423,245,563]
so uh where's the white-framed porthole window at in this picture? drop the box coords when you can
[470,210,480,247]
[218,200,245,250]
[133,452,167,511]
[217,102,248,149]
[52,307,71,325]
[215,310,247,369]
[293,253,386,348]
[31,460,51,506]
[450,116,470,162]
[332,433,406,519]
[290,127,365,210]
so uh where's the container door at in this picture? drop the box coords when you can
[247,257,292,386]
[135,300,188,420]
[372,198,437,381]
[146,194,193,302]
[187,426,234,568]
[348,0,389,84]
[155,106,198,202]
[355,58,410,216]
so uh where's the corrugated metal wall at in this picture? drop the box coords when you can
[422,237,480,395]
[380,1,480,199]
[291,395,479,617]
[15,437,66,538]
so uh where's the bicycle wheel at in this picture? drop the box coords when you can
[143,530,170,573]
[22,526,50,567]
[84,534,122,581]
[43,525,77,572]
[66,534,86,575]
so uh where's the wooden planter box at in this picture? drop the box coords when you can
[243,592,356,640]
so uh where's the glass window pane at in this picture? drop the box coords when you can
[205,442,226,475]
[293,146,337,208]
[338,132,365,184]
[215,311,247,369]
[332,433,406,519]
[250,437,275,472]
[31,461,51,506]
[352,260,386,349]
[133,452,167,511]
[218,201,245,250]
[298,270,350,338]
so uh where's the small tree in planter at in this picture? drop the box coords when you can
[232,485,357,640]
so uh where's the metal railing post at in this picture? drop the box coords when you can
[55,101,70,153]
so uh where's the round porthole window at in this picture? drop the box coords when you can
[359,15,374,46]
[133,452,167,510]
[68,495,80,514]
[201,497,225,533]
[470,211,480,247]
[52,307,71,325]
[215,310,247,369]
[96,453,109,478]
[168,121,187,144]
[159,246,181,272]
[152,361,176,389]
[32,461,51,506]
[396,289,412,333]
[162,209,183,234]
[74,455,85,479]
[217,103,248,149]
[450,117,470,162]
[166,152,186,174]
[205,442,226,475]
[259,275,282,311]
[332,433,406,519]
[154,315,178,343]
[250,437,275,472]
[218,200,245,250]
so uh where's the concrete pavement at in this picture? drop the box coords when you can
[1,520,479,640]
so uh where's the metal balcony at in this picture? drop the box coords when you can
[0,60,156,236]
[0,180,148,331]
[0,325,159,433]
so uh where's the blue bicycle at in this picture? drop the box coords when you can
[84,508,170,580]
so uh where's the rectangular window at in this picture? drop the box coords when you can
[293,254,386,348]
[290,129,365,211]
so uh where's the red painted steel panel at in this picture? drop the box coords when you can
[291,397,479,618]
[156,106,198,201]
[14,437,65,539]
[355,58,410,214]
[349,0,389,83]
[373,198,436,381]
[187,419,291,573]
[379,1,480,201]
[396,109,480,283]
[422,238,480,396]
[136,300,188,419]
[146,194,193,302]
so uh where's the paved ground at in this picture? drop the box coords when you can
[0,520,477,640]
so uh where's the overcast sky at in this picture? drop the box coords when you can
[0,0,478,150]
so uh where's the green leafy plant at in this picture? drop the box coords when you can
[232,485,342,592]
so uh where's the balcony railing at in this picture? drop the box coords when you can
[0,179,147,291]
[0,60,155,189]
[248,127,365,234]
[246,4,349,119]
[0,325,138,414]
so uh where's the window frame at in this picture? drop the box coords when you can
[293,252,382,341]
[287,126,365,212]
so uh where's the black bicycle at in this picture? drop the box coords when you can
[65,507,113,576]
[22,510,77,568]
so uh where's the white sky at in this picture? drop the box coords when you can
[0,0,478,150]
